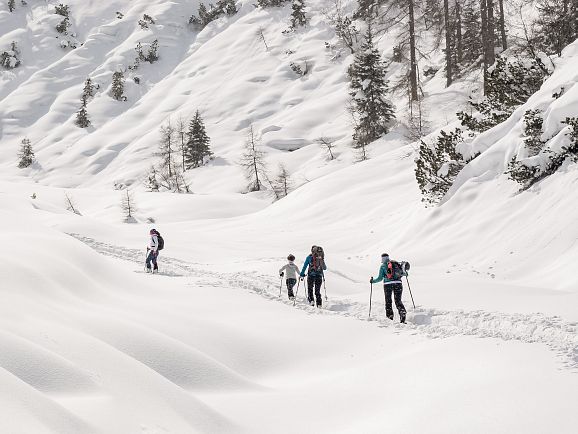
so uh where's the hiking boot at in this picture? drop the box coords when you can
[309,300,314,306]
[289,296,295,301]
[146,268,152,273]
[400,313,406,324]
[386,315,394,321]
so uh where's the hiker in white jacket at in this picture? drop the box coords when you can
[279,254,299,300]
[146,229,159,273]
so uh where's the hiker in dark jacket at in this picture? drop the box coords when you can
[370,253,406,323]
[300,245,326,307]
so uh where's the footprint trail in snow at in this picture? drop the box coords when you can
[71,235,578,371]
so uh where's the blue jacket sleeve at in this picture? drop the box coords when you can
[300,255,311,276]
[372,265,385,283]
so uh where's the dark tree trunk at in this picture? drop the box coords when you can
[498,0,507,50]
[444,0,452,86]
[409,0,419,101]
[456,0,462,64]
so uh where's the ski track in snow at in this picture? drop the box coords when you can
[71,235,578,371]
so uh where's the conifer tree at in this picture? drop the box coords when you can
[1,41,21,69]
[535,0,578,56]
[460,1,483,66]
[185,110,212,169]
[75,97,90,128]
[290,0,306,28]
[121,190,137,221]
[17,138,35,168]
[415,129,466,205]
[111,71,126,101]
[8,0,15,13]
[348,26,395,158]
[82,77,96,100]
[158,121,176,177]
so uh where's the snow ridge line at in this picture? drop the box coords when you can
[70,235,578,371]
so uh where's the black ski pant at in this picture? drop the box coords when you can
[307,274,323,306]
[384,282,405,320]
[146,250,158,270]
[286,278,296,298]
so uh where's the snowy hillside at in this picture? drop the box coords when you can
[1,0,578,433]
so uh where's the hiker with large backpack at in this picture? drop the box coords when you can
[145,229,164,273]
[370,253,408,323]
[300,245,326,307]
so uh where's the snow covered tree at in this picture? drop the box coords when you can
[111,71,126,101]
[8,0,15,13]
[75,97,90,128]
[17,138,34,168]
[185,110,212,169]
[290,0,307,28]
[457,56,548,133]
[82,77,96,100]
[535,0,578,56]
[158,121,177,177]
[272,163,292,199]
[415,129,469,205]
[144,165,161,192]
[145,39,159,63]
[522,109,545,157]
[258,0,290,7]
[318,136,336,160]
[177,116,187,171]
[1,41,21,69]
[54,4,71,34]
[460,1,483,67]
[240,125,267,192]
[348,26,395,158]
[64,192,81,215]
[120,190,137,222]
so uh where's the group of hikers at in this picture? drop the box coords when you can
[145,230,410,323]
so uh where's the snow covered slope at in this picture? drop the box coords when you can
[2,0,578,432]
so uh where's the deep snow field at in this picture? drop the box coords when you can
[2,0,578,433]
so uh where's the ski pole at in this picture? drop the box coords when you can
[369,281,373,318]
[406,276,416,309]
[323,274,327,300]
[279,274,283,297]
[294,278,302,306]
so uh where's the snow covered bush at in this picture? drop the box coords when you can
[138,14,155,30]
[290,0,307,28]
[1,42,21,69]
[257,0,290,7]
[189,0,237,29]
[507,117,578,190]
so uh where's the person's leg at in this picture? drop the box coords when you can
[307,276,314,303]
[314,275,323,307]
[145,250,153,271]
[152,251,158,271]
[384,285,394,320]
[393,283,406,322]
[287,278,296,298]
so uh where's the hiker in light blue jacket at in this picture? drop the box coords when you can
[371,253,406,323]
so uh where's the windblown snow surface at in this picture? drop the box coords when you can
[1,1,578,433]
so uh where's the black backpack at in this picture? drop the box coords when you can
[155,231,164,251]
[387,260,408,281]
[310,246,325,272]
